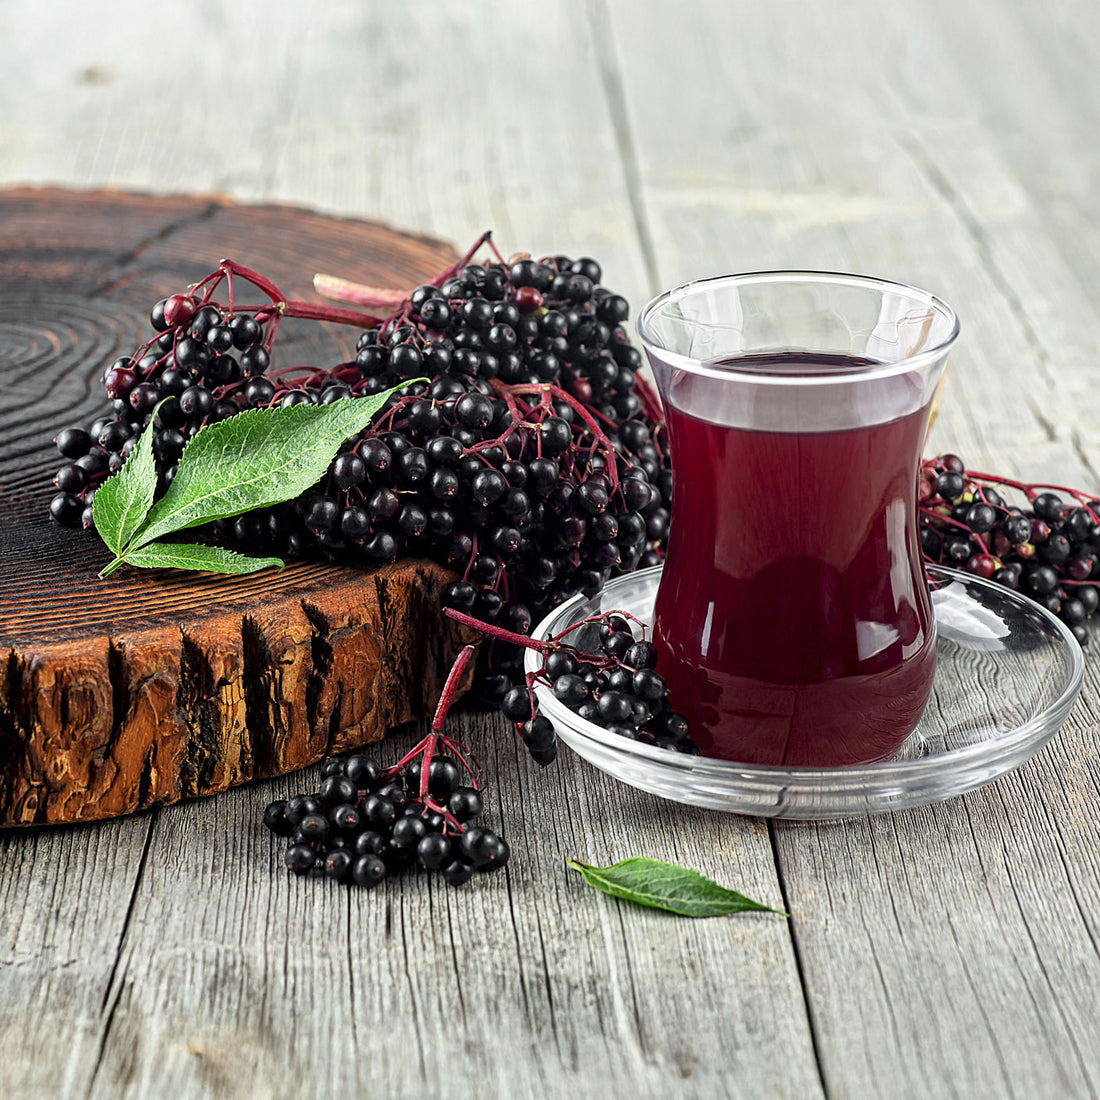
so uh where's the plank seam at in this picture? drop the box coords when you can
[955,802,1027,1099]
[397,895,429,1085]
[614,904,648,1058]
[1045,769,1100,966]
[345,889,362,1053]
[1070,430,1100,489]
[494,732,539,1035]
[768,821,830,1099]
[898,130,1059,402]
[86,809,157,1097]
[443,885,469,1025]
[496,717,562,1050]
[586,0,661,294]
[991,783,1099,1097]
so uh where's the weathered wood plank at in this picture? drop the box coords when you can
[75,718,817,1100]
[7,0,1100,1096]
[0,815,155,1096]
[605,1,1100,1096]
[891,0,1100,318]
[0,0,656,314]
[0,2,823,1098]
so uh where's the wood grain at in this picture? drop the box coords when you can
[0,190,477,825]
[0,6,825,1099]
[53,722,817,1100]
[608,2,1100,1097]
[4,1,1100,1098]
[0,554,470,826]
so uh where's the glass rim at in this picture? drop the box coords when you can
[636,269,960,387]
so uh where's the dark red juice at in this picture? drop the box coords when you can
[653,353,936,767]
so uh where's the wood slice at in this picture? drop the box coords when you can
[0,187,472,827]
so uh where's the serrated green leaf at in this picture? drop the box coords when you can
[128,390,403,550]
[120,541,284,575]
[91,399,168,556]
[567,857,786,918]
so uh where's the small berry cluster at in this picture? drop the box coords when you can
[920,453,1100,645]
[264,751,506,888]
[48,261,369,527]
[263,645,508,888]
[445,607,699,765]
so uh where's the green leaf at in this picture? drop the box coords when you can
[91,399,167,556]
[129,390,404,550]
[567,857,786,918]
[119,541,285,575]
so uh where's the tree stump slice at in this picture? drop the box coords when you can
[0,187,472,827]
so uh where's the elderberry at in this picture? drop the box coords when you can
[921,454,1100,644]
[49,243,677,724]
[264,681,507,891]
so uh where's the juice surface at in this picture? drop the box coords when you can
[653,355,936,766]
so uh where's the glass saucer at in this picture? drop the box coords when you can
[524,565,1085,819]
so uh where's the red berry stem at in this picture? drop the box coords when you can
[214,258,284,304]
[316,232,505,310]
[962,468,1100,522]
[204,259,385,332]
[461,534,480,584]
[279,299,385,330]
[393,644,480,802]
[445,606,651,660]
[634,372,663,424]
[416,733,439,802]
[432,230,497,287]
[382,727,479,805]
[436,733,480,785]
[494,381,622,492]
[444,607,549,652]
[921,457,1100,520]
[311,274,410,311]
[432,644,478,733]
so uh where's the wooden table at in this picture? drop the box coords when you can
[3,2,1100,1097]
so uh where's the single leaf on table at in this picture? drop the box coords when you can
[120,541,284,575]
[567,857,786,918]
[130,390,406,550]
[91,398,167,556]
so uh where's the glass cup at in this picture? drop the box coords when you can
[637,271,959,766]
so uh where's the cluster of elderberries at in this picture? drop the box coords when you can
[47,241,672,700]
[48,261,364,527]
[920,453,1100,645]
[264,751,505,887]
[445,606,699,765]
[264,646,508,887]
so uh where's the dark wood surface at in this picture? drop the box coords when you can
[0,189,470,825]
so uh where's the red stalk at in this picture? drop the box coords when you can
[415,644,478,801]
[444,608,549,651]
[281,299,384,329]
[634,373,663,422]
[491,381,622,491]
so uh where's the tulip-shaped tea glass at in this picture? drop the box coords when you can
[638,272,959,766]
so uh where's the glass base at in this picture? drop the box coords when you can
[524,565,1084,819]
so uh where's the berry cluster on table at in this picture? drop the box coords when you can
[48,239,672,708]
[920,453,1100,645]
[264,749,506,888]
[264,645,508,889]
